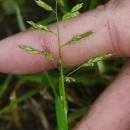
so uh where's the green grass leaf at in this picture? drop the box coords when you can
[59,76,68,114]
[55,0,69,13]
[27,21,51,32]
[0,75,13,97]
[71,3,83,13]
[19,45,53,61]
[64,31,93,45]
[56,96,68,130]
[35,0,54,11]
[0,85,45,115]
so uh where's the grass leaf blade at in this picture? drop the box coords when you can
[56,96,68,130]
[0,85,45,115]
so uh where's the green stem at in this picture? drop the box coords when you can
[55,2,61,58]
[55,1,66,107]
[66,66,82,77]
[55,1,68,130]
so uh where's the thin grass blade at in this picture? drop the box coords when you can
[56,96,68,130]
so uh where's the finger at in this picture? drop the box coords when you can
[0,3,129,74]
[73,59,130,130]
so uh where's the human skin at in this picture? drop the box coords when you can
[0,0,130,129]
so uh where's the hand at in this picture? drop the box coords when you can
[0,0,130,129]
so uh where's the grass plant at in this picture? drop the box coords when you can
[0,0,124,130]
[18,1,112,130]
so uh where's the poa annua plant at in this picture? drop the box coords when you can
[19,0,113,130]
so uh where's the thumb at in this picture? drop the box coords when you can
[73,59,130,130]
[0,4,125,74]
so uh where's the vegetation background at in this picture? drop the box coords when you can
[0,0,126,130]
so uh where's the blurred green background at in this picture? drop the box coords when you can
[0,0,126,130]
